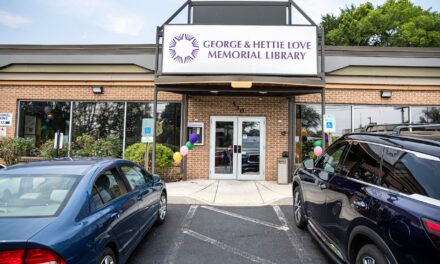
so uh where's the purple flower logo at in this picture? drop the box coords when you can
[169,33,199,64]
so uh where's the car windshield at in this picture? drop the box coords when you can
[0,174,80,217]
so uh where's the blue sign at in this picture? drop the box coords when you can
[323,114,336,133]
[141,118,154,137]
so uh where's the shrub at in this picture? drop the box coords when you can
[0,137,34,165]
[125,143,173,170]
[72,134,121,158]
[39,139,68,158]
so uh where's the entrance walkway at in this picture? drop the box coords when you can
[167,180,293,206]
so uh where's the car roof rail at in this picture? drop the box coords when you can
[392,124,440,135]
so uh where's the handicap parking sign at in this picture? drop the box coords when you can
[323,114,336,133]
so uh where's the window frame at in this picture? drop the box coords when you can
[118,163,151,191]
[315,139,350,175]
[91,166,129,210]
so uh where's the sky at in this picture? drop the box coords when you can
[0,0,438,45]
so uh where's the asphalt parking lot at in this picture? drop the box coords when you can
[127,205,332,264]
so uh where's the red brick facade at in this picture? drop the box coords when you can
[1,83,440,180]
[186,96,288,181]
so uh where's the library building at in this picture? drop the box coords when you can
[0,1,439,181]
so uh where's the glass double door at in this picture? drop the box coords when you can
[209,116,265,180]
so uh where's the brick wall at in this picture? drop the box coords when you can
[297,89,440,105]
[186,96,289,181]
[0,85,181,138]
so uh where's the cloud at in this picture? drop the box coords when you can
[100,13,145,36]
[0,10,31,28]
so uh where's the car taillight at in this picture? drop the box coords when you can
[423,218,440,248]
[0,249,25,264]
[25,248,66,264]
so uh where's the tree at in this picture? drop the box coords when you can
[321,0,440,47]
[420,108,440,123]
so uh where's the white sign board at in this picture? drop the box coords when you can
[323,114,336,133]
[54,132,64,149]
[0,127,6,137]
[141,136,154,143]
[0,113,12,126]
[162,25,318,75]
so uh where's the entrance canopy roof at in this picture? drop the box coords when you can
[154,0,325,96]
[155,74,324,96]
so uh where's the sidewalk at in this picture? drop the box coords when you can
[167,180,293,206]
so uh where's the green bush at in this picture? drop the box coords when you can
[0,137,34,165]
[125,143,173,170]
[72,134,121,158]
[39,139,68,158]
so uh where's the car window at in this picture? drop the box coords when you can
[0,174,79,217]
[93,169,127,207]
[120,165,147,190]
[316,141,348,174]
[381,148,440,199]
[342,141,383,185]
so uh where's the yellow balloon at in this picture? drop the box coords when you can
[173,152,183,164]
[301,129,308,137]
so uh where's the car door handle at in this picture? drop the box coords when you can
[110,210,120,219]
[319,183,327,190]
[353,199,368,210]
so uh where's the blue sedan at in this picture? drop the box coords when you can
[0,158,167,264]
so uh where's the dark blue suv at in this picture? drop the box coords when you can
[292,133,440,264]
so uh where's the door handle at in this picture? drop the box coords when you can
[233,145,238,153]
[110,210,120,219]
[319,183,327,190]
[237,146,242,154]
[353,199,368,210]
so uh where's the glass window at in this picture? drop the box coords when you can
[342,141,383,185]
[353,106,409,132]
[316,141,348,174]
[295,104,351,164]
[72,101,125,138]
[18,101,70,149]
[0,174,79,217]
[381,148,440,199]
[411,106,440,124]
[72,102,125,155]
[125,102,181,149]
[120,165,146,190]
[93,169,127,206]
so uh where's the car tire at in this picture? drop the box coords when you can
[293,186,307,229]
[156,192,167,225]
[356,244,388,264]
[97,247,117,264]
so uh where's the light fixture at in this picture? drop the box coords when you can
[231,81,252,89]
[381,90,392,98]
[259,91,268,95]
[210,91,219,94]
[92,86,104,94]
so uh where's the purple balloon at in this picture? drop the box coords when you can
[189,133,198,144]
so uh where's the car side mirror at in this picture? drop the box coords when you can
[302,159,315,170]
[152,174,161,184]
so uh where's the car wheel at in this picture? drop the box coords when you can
[293,186,307,229]
[98,247,116,264]
[156,192,167,225]
[356,244,388,264]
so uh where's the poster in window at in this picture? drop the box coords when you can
[187,122,204,145]
[24,115,37,135]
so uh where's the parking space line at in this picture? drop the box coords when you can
[201,206,289,231]
[164,205,199,264]
[183,229,278,264]
[273,206,310,264]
